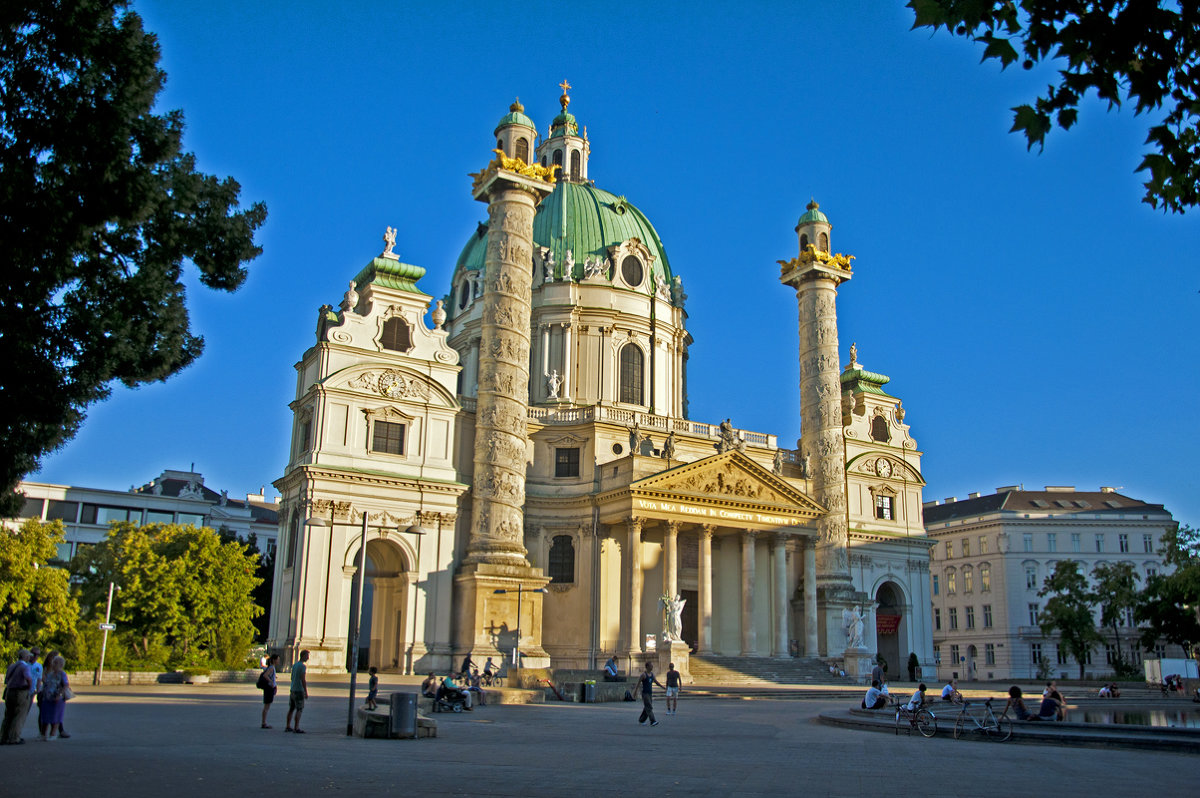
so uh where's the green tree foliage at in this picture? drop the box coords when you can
[1038,560,1103,678]
[72,522,263,668]
[0,520,80,662]
[0,1,267,516]
[909,0,1200,213]
[1089,561,1141,677]
[1137,524,1200,654]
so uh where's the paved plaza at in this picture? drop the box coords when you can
[1,676,1195,797]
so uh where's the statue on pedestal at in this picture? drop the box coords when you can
[843,605,865,649]
[660,594,686,642]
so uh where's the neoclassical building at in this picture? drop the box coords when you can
[268,88,935,678]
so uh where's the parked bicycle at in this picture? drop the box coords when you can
[953,698,1012,742]
[894,703,938,737]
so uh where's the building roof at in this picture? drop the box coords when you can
[797,199,829,226]
[495,99,536,133]
[923,487,1170,525]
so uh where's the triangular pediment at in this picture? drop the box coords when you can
[630,450,826,516]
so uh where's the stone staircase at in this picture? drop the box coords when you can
[688,655,856,686]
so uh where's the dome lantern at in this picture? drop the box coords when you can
[536,80,590,183]
[795,199,832,255]
[494,98,537,163]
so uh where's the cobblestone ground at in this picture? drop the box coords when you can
[1,677,1194,797]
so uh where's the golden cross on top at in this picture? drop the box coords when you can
[559,79,571,95]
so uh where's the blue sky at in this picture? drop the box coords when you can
[34,1,1200,526]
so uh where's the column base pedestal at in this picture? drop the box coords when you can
[656,638,693,685]
[842,647,874,683]
[453,561,551,670]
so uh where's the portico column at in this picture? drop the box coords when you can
[697,525,714,654]
[664,521,680,600]
[740,530,757,656]
[803,539,818,656]
[772,534,789,657]
[621,516,644,657]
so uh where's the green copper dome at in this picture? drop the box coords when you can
[453,181,673,286]
[797,199,829,226]
[550,111,578,137]
[495,99,536,134]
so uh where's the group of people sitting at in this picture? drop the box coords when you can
[860,677,1073,723]
[1097,682,1121,698]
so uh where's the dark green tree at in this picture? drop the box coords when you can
[1136,524,1200,654]
[909,0,1200,213]
[1089,561,1140,677]
[0,520,80,662]
[1038,560,1103,678]
[0,0,267,516]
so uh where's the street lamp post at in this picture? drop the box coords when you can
[492,585,548,670]
[94,581,116,686]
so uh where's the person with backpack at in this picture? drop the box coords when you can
[258,654,278,729]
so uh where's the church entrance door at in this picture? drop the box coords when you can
[680,589,698,651]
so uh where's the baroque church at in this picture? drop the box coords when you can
[267,86,935,680]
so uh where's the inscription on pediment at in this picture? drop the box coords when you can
[652,461,789,504]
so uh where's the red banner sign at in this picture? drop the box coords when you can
[876,614,901,635]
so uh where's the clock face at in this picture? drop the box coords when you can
[875,459,893,478]
[378,371,405,398]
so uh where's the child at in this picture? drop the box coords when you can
[365,666,379,710]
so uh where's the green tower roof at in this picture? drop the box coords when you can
[840,365,895,398]
[494,99,536,134]
[797,199,829,226]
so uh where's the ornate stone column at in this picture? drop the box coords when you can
[697,525,713,654]
[772,534,789,658]
[803,540,818,656]
[663,520,679,602]
[740,530,757,656]
[621,517,644,657]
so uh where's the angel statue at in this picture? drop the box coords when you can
[660,594,687,642]
[842,605,865,650]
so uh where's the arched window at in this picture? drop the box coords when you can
[286,512,300,567]
[515,137,529,162]
[963,565,974,593]
[819,232,829,252]
[980,563,991,591]
[945,567,957,595]
[381,317,412,352]
[621,255,643,287]
[548,535,575,583]
[458,281,469,309]
[570,150,581,181]
[496,139,503,152]
[870,415,890,442]
[800,233,810,250]
[619,343,644,405]
[553,149,564,169]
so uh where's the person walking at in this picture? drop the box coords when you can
[1,650,34,745]
[284,650,309,734]
[664,662,682,715]
[260,654,279,728]
[36,655,69,740]
[635,661,664,727]
[365,667,379,710]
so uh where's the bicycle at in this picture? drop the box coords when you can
[952,698,1012,742]
[478,669,504,688]
[894,703,938,737]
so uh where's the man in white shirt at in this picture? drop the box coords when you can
[862,680,887,710]
[941,678,963,703]
[905,683,928,710]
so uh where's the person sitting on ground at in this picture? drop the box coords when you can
[1109,682,1121,699]
[1043,680,1067,720]
[862,680,887,710]
[1098,683,1111,698]
[420,672,438,699]
[1033,690,1062,721]
[904,683,928,711]
[1003,685,1033,721]
[603,657,625,682]
[941,678,963,703]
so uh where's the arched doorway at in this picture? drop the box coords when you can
[348,538,415,672]
[967,644,978,681]
[874,582,904,679]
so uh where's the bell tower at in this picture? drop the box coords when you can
[535,80,590,183]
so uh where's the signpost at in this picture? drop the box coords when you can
[95,582,116,685]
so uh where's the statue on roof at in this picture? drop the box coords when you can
[382,226,398,260]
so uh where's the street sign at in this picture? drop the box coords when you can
[99,623,116,631]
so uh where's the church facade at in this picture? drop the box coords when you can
[267,88,935,680]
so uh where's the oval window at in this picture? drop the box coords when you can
[621,256,643,287]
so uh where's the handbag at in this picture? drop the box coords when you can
[61,686,75,701]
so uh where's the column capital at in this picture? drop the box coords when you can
[700,523,716,539]
[741,529,759,542]
[625,516,644,535]
[665,520,681,536]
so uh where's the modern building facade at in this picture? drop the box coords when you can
[924,486,1180,681]
[268,88,935,677]
[11,469,280,562]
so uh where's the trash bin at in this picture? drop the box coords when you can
[584,680,596,703]
[389,691,418,738]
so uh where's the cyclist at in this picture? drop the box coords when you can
[483,657,497,681]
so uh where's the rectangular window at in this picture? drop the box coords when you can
[20,496,44,518]
[946,571,956,594]
[1147,565,1158,577]
[948,607,958,630]
[964,569,974,593]
[1105,644,1116,664]
[1028,603,1039,626]
[371,420,405,455]
[1025,567,1037,590]
[144,510,175,525]
[1023,533,1033,552]
[1056,646,1069,665]
[1143,534,1154,553]
[933,645,941,665]
[1047,533,1057,552]
[80,504,134,524]
[1095,534,1104,553]
[965,606,975,629]
[177,513,204,527]
[983,604,993,629]
[1071,532,1081,552]
[950,644,960,667]
[554,447,581,478]
[980,564,991,592]
[300,419,313,452]
[46,500,79,522]
[53,542,72,562]
[933,608,941,630]
[1031,643,1042,666]
[985,643,995,666]
[978,535,988,554]
[1122,607,1136,627]
[932,574,939,596]
[946,541,954,558]
[962,539,970,557]
[1118,533,1129,553]
[874,494,893,520]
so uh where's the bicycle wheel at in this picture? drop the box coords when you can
[953,714,967,739]
[986,717,1013,742]
[494,675,504,688]
[916,709,937,738]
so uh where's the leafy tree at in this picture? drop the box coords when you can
[1090,561,1140,677]
[1136,524,1200,654]
[0,0,267,516]
[0,520,80,662]
[1039,560,1103,678]
[909,0,1200,213]
[73,522,263,668]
